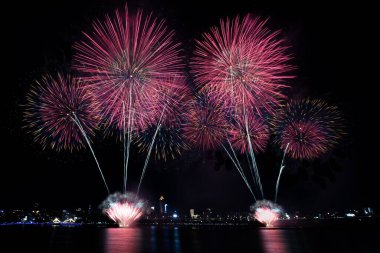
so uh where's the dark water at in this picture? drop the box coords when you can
[1,225,379,253]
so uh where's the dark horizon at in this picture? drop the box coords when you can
[2,0,377,214]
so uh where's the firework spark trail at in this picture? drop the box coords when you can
[136,106,167,196]
[123,84,135,193]
[71,113,110,194]
[221,144,256,200]
[245,152,260,195]
[245,121,264,199]
[242,96,264,199]
[226,138,259,198]
[275,143,289,203]
[122,102,126,193]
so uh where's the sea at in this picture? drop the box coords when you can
[1,223,379,253]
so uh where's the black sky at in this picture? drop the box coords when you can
[1,0,377,214]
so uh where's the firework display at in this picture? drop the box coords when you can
[24,73,99,151]
[22,2,345,228]
[273,99,343,160]
[191,14,293,116]
[229,114,270,154]
[134,124,189,160]
[183,95,228,150]
[101,192,145,227]
[251,200,282,227]
[73,4,184,131]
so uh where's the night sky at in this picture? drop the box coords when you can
[2,0,377,214]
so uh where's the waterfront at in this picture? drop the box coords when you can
[1,224,379,253]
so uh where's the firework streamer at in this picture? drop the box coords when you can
[71,113,110,194]
[274,142,289,203]
[24,73,110,194]
[191,14,293,199]
[74,3,183,194]
[221,143,256,200]
[122,102,126,193]
[242,96,264,199]
[136,105,167,196]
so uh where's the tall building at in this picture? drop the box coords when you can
[159,195,164,215]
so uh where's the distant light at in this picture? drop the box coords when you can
[173,213,178,218]
[346,213,355,217]
[151,206,155,210]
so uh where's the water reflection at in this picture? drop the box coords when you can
[105,227,141,253]
[260,229,289,253]
[104,226,183,253]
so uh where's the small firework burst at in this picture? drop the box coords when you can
[183,94,228,150]
[228,114,270,154]
[251,200,282,227]
[101,192,145,227]
[134,123,189,160]
[23,73,99,151]
[73,4,183,131]
[273,99,343,160]
[191,14,294,116]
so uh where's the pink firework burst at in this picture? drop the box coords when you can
[251,200,282,227]
[141,76,191,128]
[73,4,183,131]
[229,114,270,154]
[133,79,191,160]
[102,192,145,227]
[23,73,99,151]
[183,95,228,150]
[273,99,343,160]
[191,14,294,116]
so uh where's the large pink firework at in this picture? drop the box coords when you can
[229,114,270,154]
[183,95,228,150]
[102,192,145,227]
[23,73,99,151]
[273,99,343,160]
[191,14,294,116]
[73,4,183,131]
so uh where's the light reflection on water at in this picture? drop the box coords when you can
[104,227,141,253]
[1,225,378,253]
[104,226,183,253]
[260,228,289,253]
[103,226,296,253]
[103,226,294,253]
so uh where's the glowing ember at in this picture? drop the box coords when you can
[251,200,282,227]
[101,192,145,227]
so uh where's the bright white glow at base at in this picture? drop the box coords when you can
[254,207,280,227]
[102,192,145,228]
[105,201,144,227]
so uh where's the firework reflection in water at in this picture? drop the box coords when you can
[251,200,282,227]
[101,192,145,227]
